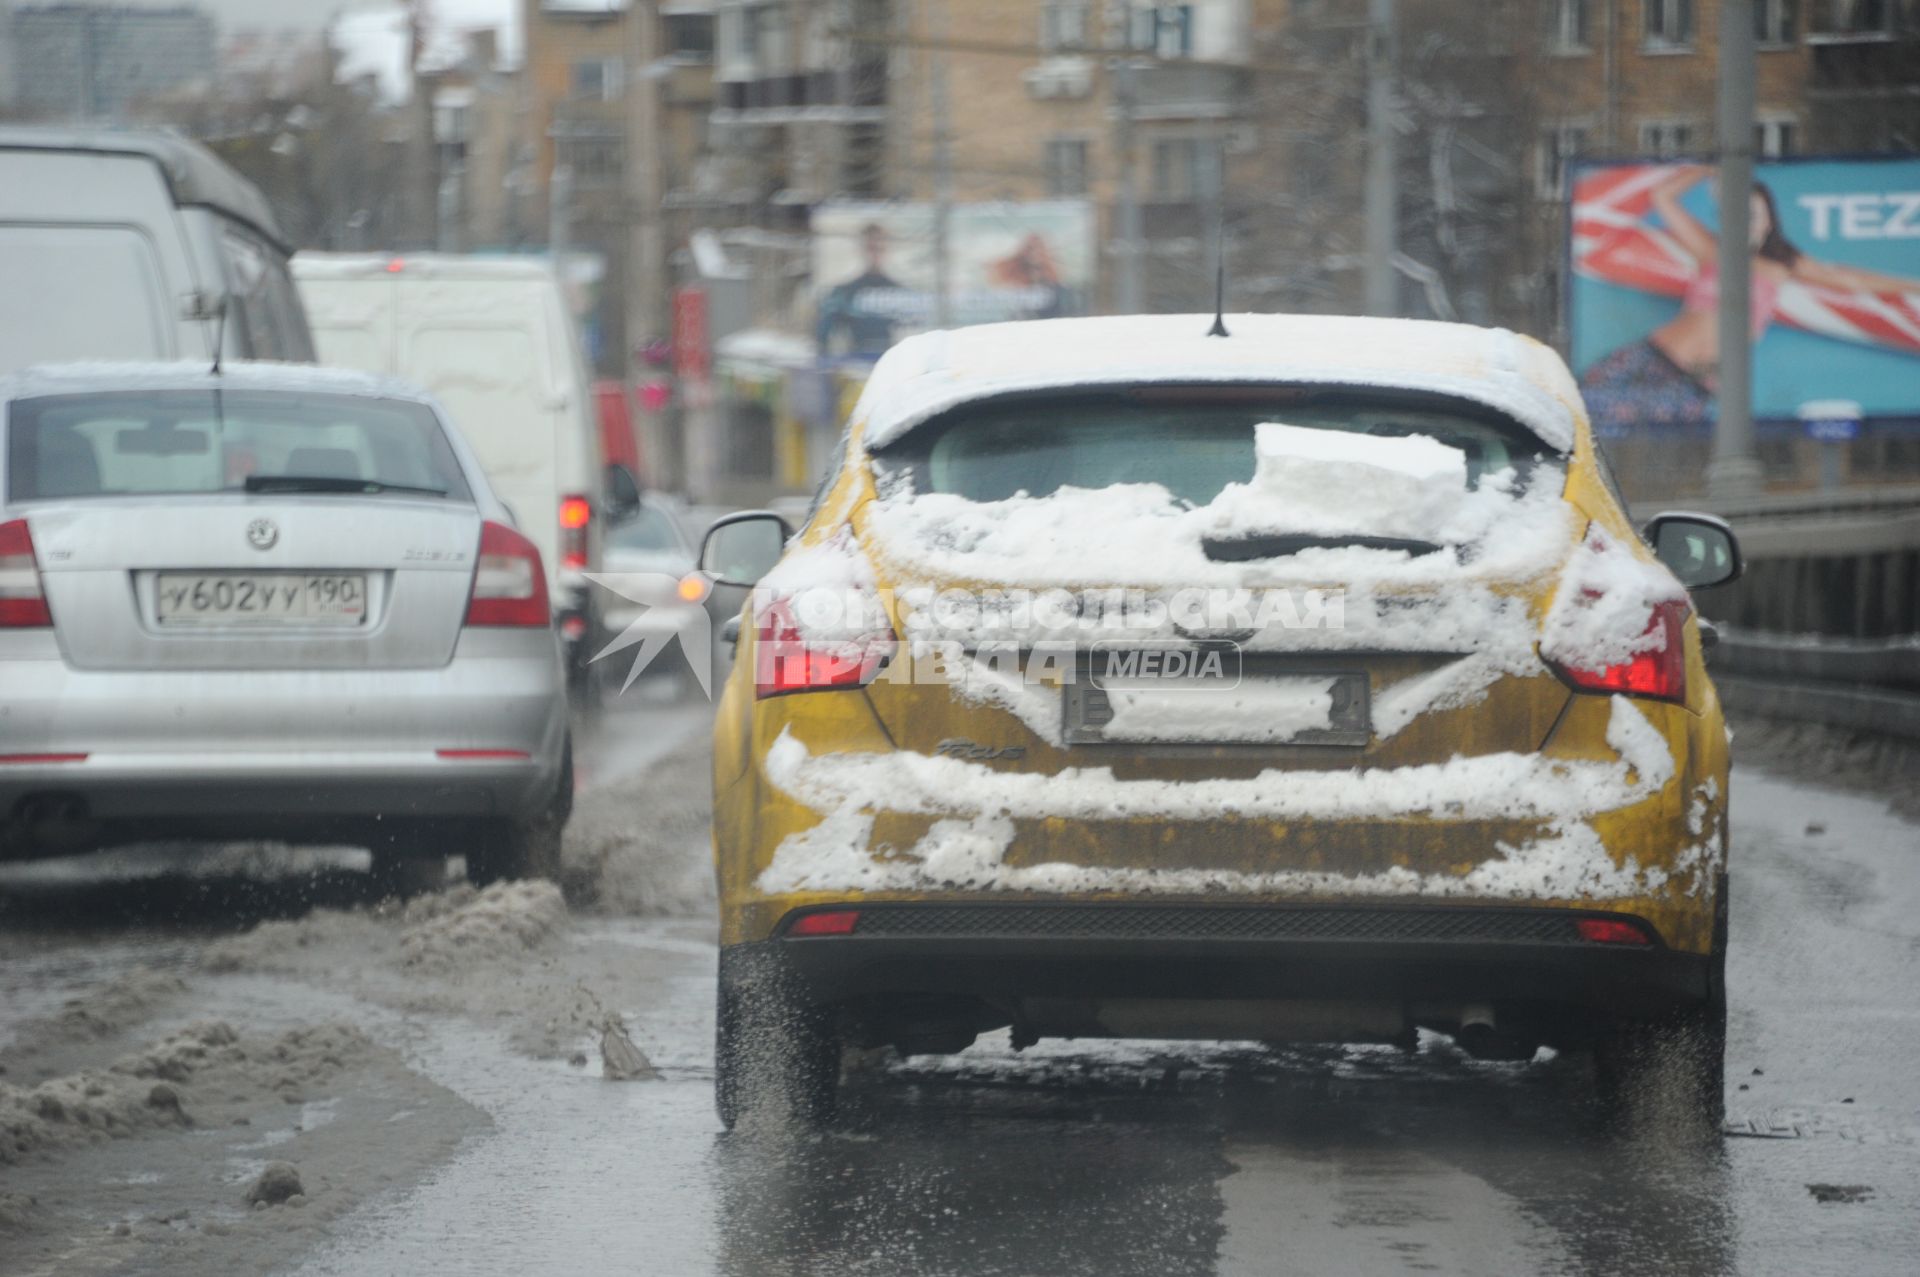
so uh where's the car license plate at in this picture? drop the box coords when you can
[1064,648,1369,746]
[155,573,367,626]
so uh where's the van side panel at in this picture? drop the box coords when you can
[0,150,205,373]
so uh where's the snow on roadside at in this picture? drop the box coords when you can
[1,1021,371,1167]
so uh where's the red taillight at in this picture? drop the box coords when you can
[465,520,550,627]
[1549,597,1689,704]
[1575,917,1652,945]
[559,494,591,571]
[753,597,895,699]
[0,753,87,764]
[435,748,532,761]
[788,909,860,937]
[0,519,51,628]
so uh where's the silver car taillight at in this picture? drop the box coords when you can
[0,519,51,627]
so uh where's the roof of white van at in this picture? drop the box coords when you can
[293,253,563,282]
[0,126,288,250]
[854,314,1586,454]
[0,360,437,405]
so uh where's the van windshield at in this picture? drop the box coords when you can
[6,390,471,502]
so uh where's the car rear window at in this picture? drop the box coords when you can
[5,390,471,502]
[871,387,1555,506]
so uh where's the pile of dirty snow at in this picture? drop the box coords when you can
[1,1021,371,1166]
[397,880,569,972]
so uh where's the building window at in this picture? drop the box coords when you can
[1808,0,1890,39]
[665,13,715,62]
[1549,0,1590,52]
[1149,135,1222,200]
[1638,119,1696,156]
[1044,137,1090,196]
[1040,2,1092,52]
[571,57,623,101]
[1130,4,1195,58]
[1756,115,1798,157]
[1537,123,1589,199]
[1643,0,1695,49]
[1755,0,1797,45]
[556,134,623,186]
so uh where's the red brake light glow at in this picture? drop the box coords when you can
[1549,597,1690,704]
[1575,917,1652,945]
[0,519,52,628]
[753,597,895,699]
[559,494,591,570]
[788,909,860,937]
[465,520,550,627]
[0,753,87,765]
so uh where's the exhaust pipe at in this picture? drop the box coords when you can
[1455,1004,1537,1062]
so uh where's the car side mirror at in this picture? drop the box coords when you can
[1644,512,1743,590]
[700,511,792,587]
[604,463,641,524]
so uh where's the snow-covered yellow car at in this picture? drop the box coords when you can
[701,314,1741,1129]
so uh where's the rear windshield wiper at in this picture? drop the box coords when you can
[244,475,448,498]
[1202,533,1445,561]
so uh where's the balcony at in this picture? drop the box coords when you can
[712,60,886,124]
[1129,63,1248,122]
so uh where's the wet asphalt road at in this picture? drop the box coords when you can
[3,705,1917,1276]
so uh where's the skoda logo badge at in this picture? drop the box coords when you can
[246,518,278,550]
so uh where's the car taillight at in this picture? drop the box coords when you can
[465,520,550,627]
[1548,597,1689,704]
[1575,917,1652,945]
[788,909,860,936]
[0,519,51,627]
[559,494,591,571]
[753,595,895,699]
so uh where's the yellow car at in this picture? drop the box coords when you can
[701,314,1741,1130]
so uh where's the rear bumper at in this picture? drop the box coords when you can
[764,902,1713,1019]
[0,628,567,836]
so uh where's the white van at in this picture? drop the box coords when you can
[0,127,314,373]
[292,253,632,683]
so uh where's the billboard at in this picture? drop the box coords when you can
[811,201,1097,359]
[1570,158,1920,432]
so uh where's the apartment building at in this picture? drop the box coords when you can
[522,0,718,370]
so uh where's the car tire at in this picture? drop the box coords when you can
[715,948,839,1131]
[1594,991,1726,1138]
[464,741,572,887]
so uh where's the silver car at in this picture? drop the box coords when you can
[0,362,571,884]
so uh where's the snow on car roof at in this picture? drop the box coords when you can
[854,314,1584,454]
[0,360,438,405]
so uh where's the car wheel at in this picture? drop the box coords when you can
[715,947,839,1131]
[1594,992,1726,1139]
[465,741,572,887]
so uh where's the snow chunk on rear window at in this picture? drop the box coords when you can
[1204,423,1468,544]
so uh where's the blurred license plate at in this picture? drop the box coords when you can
[156,573,366,626]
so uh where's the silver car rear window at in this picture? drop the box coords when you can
[5,390,471,503]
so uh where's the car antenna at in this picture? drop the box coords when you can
[209,294,229,376]
[1206,211,1229,337]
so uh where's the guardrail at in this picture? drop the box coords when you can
[1675,492,1920,741]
